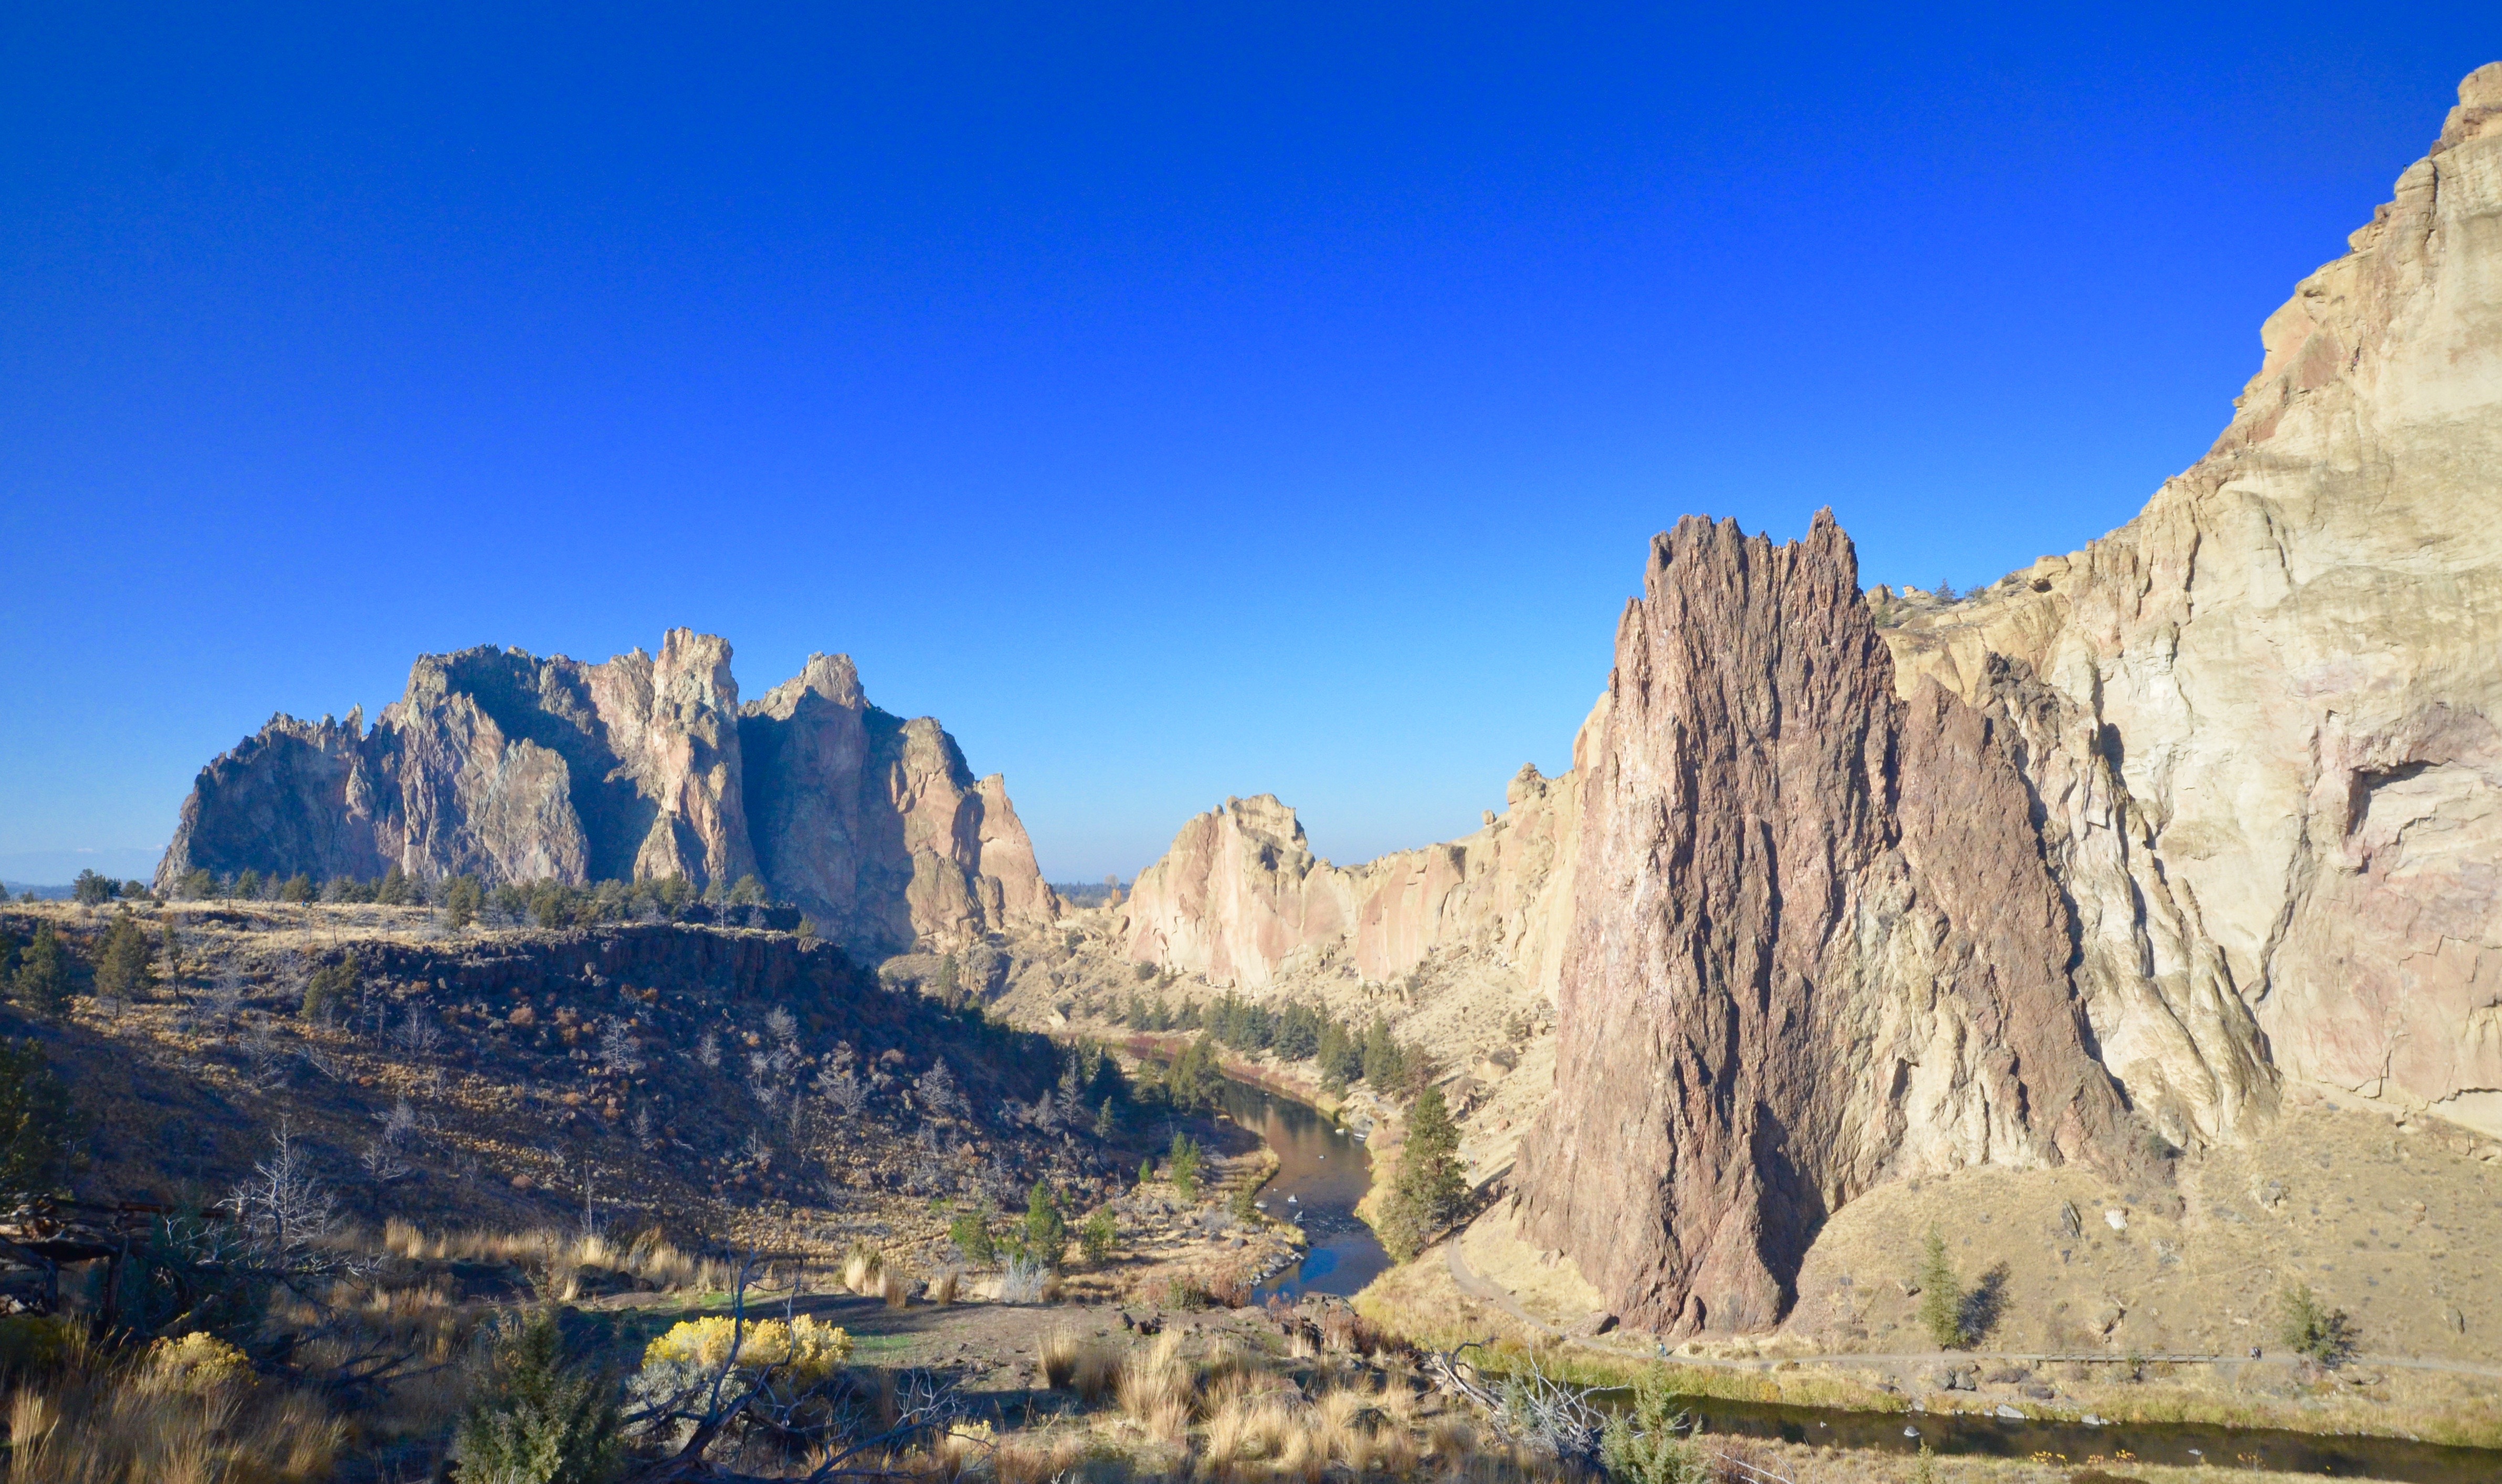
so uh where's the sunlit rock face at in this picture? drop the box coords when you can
[1119,770,1583,998]
[157,632,1055,955]
[1115,64,2502,1334]
[1887,63,2502,1139]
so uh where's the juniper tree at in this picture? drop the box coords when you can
[11,924,72,1022]
[1169,1131,1203,1202]
[94,909,157,1003]
[1024,1180,1066,1268]
[1382,1085,1467,1260]
[0,1039,76,1203]
[1917,1226,1968,1348]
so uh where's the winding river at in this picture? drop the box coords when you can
[1214,1075,2502,1483]
[1213,1076,1392,1301]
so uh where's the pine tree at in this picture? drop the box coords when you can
[11,925,72,1022]
[94,909,157,1002]
[0,1039,75,1203]
[1917,1226,1967,1348]
[1382,1085,1467,1260]
[1023,1180,1066,1268]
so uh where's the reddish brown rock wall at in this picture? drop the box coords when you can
[1513,512,2129,1334]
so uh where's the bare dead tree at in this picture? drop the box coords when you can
[392,1002,446,1058]
[601,1017,647,1076]
[1425,1340,1607,1473]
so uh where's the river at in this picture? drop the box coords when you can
[1212,1076,1393,1301]
[1211,1075,2502,1483]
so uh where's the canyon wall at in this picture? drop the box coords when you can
[1887,62,2502,1136]
[1512,513,2138,1334]
[1120,757,1583,996]
[157,632,1058,956]
[1102,66,2502,1331]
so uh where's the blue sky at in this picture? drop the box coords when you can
[3,5,2496,884]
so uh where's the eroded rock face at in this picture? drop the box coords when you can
[1510,514,2133,1335]
[157,634,1053,954]
[1088,64,2502,1336]
[1887,64,2502,1134]
[1120,761,1583,995]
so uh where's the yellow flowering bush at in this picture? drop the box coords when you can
[142,1332,253,1394]
[635,1313,853,1417]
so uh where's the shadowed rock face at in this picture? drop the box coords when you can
[156,633,1055,955]
[1510,512,2133,1335]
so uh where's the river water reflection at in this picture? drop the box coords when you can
[1214,1077,1392,1301]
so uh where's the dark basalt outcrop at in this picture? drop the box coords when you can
[1512,512,2133,1334]
[156,632,1057,955]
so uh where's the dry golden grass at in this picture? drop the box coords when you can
[1041,1329,1081,1391]
[990,1427,1089,1484]
[376,1220,728,1297]
[927,1269,959,1306]
[1118,1332,1192,1427]
[844,1241,885,1296]
[881,1265,913,1309]
[6,1368,341,1484]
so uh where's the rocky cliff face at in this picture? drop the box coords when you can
[1094,62,2502,1335]
[1511,514,2136,1335]
[157,633,1056,955]
[1121,761,1583,996]
[1887,64,2502,1138]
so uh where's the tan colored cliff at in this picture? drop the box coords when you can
[157,634,1056,956]
[1120,756,1584,998]
[1886,63,2502,1136]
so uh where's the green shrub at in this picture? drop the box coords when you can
[452,1310,624,1484]
[1600,1376,1708,1484]
[0,1314,79,1383]
[1078,1208,1117,1266]
[2278,1283,2357,1365]
[949,1213,996,1265]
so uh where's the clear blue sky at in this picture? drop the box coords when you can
[3,5,2495,885]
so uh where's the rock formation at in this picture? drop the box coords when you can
[157,632,1057,955]
[1095,64,2502,1332]
[1887,62,2502,1136]
[1121,763,1582,996]
[1512,513,2135,1334]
